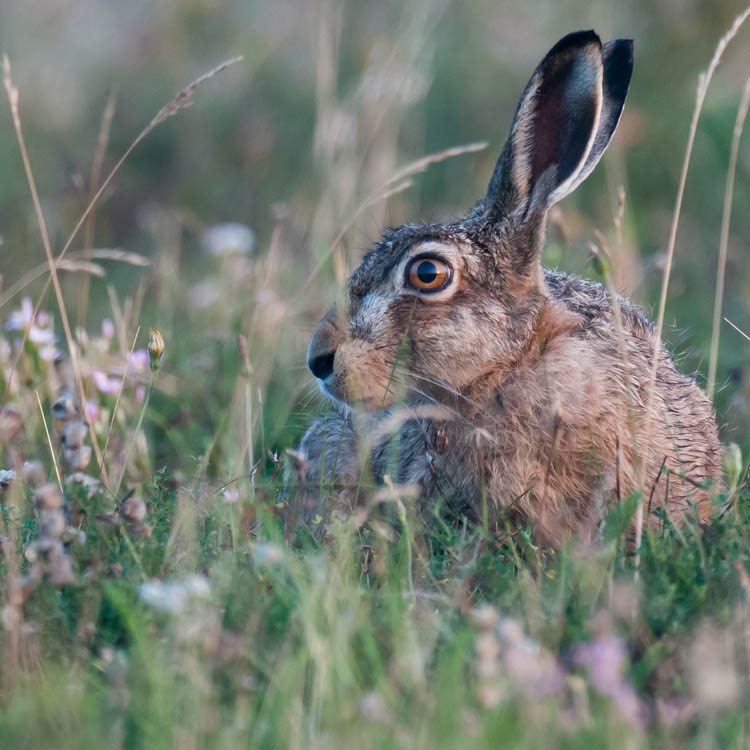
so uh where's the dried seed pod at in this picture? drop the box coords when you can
[61,420,88,449]
[0,468,16,491]
[25,538,63,563]
[95,512,121,529]
[47,550,76,585]
[67,472,102,498]
[121,495,147,522]
[9,576,37,606]
[40,510,66,539]
[24,541,40,563]
[471,605,500,632]
[22,460,46,487]
[52,392,77,420]
[0,406,24,443]
[64,445,92,472]
[60,526,86,545]
[127,522,153,538]
[33,483,64,510]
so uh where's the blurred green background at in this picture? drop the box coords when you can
[1,0,749,457]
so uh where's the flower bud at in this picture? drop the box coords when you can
[148,328,165,372]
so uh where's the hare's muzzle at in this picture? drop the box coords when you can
[307,306,341,382]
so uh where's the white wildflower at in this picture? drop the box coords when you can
[253,542,284,567]
[202,223,255,257]
[138,574,211,615]
[0,468,16,490]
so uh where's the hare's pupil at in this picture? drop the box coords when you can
[417,261,437,284]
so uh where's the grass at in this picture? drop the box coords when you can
[2,2,750,748]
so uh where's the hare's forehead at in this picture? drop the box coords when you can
[392,240,467,277]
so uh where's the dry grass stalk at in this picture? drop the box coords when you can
[35,390,63,492]
[100,326,141,473]
[58,55,243,276]
[79,90,118,326]
[3,56,106,478]
[385,140,487,187]
[300,141,488,297]
[1,54,242,489]
[707,76,750,401]
[1,55,243,360]
[723,317,750,343]
[0,250,149,312]
[634,6,750,572]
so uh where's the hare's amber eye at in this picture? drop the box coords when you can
[407,257,452,293]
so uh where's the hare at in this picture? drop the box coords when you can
[294,30,721,546]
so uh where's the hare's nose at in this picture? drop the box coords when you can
[308,350,336,380]
[307,305,341,381]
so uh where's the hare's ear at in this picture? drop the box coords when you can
[485,31,632,220]
[564,38,634,191]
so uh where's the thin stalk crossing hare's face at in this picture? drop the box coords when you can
[307,31,633,411]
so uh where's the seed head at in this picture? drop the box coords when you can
[64,445,92,472]
[61,420,88,449]
[22,460,45,487]
[40,509,66,539]
[121,495,147,522]
[33,483,64,510]
[148,328,165,372]
[52,391,77,420]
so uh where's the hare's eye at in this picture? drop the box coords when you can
[406,257,452,293]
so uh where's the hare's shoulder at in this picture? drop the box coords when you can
[543,269,653,339]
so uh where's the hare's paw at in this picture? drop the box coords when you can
[297,410,360,485]
[281,410,361,533]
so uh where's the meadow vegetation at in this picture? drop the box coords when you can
[1,1,750,747]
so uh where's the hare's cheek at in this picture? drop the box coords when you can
[333,340,401,409]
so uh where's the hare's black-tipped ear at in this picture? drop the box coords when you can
[485,31,632,220]
[566,38,634,190]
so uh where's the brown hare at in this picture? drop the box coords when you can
[295,30,721,546]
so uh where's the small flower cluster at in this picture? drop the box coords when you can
[472,605,646,731]
[21,481,76,589]
[138,574,222,654]
[472,605,563,710]
[91,346,148,402]
[8,387,100,606]
[138,574,211,614]
[189,222,255,311]
[4,296,60,363]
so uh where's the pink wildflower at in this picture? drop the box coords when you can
[92,370,121,395]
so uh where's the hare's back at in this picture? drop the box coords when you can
[544,269,721,512]
[543,270,652,338]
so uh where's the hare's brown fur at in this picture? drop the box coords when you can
[294,31,721,546]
